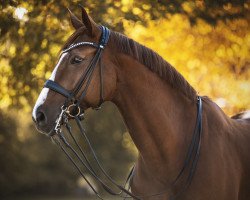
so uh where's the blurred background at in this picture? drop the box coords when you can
[0,0,249,199]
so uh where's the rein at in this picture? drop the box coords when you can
[43,26,203,199]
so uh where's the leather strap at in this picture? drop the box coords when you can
[44,26,110,109]
[44,80,71,98]
[53,97,203,200]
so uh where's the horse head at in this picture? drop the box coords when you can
[32,7,117,135]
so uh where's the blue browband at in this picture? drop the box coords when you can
[44,26,110,106]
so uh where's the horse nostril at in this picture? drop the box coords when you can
[36,111,47,126]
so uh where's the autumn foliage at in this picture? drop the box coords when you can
[0,0,249,198]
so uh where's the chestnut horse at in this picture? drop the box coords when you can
[32,7,250,200]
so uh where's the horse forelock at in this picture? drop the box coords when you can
[61,27,87,51]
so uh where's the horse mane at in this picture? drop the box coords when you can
[62,27,197,101]
[109,31,197,101]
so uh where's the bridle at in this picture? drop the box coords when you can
[42,26,203,200]
[44,26,110,121]
[43,25,140,198]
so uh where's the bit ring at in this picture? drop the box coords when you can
[66,104,81,117]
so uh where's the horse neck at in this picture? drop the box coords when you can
[112,54,197,183]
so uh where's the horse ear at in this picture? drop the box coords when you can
[68,8,83,30]
[79,5,100,37]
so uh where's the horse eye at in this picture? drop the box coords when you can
[70,56,84,64]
